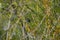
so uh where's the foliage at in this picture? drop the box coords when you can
[0,0,60,40]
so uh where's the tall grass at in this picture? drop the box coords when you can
[0,0,60,40]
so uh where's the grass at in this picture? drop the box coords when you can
[0,0,60,40]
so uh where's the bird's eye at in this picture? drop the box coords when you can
[12,4,16,8]
[2,8,5,10]
[26,18,31,22]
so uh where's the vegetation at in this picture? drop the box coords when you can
[0,0,60,40]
